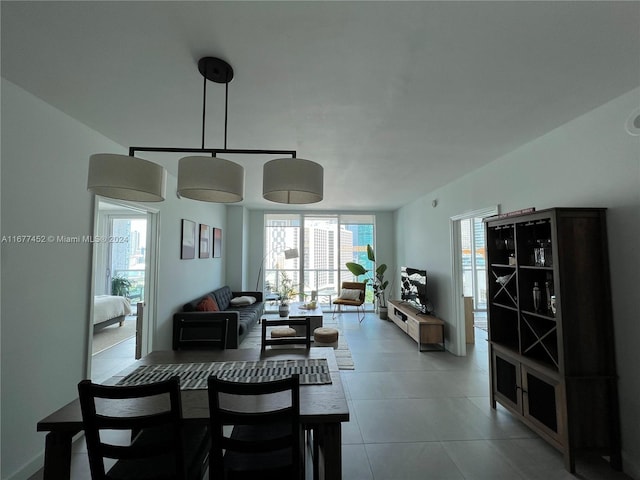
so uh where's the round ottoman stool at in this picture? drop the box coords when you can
[271,327,297,338]
[268,326,298,349]
[313,327,339,348]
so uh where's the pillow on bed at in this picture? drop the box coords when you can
[339,288,362,301]
[196,295,219,312]
[230,295,256,306]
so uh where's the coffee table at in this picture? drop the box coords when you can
[288,301,324,336]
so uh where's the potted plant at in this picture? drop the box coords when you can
[277,272,297,317]
[111,275,132,298]
[346,244,390,319]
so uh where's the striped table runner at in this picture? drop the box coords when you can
[116,358,331,389]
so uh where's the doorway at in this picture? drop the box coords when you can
[88,199,159,382]
[450,206,498,355]
[460,216,488,330]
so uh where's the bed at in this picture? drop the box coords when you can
[93,295,132,332]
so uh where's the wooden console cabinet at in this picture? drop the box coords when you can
[388,299,444,351]
[485,208,621,473]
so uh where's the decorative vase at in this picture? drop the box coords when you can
[279,304,289,317]
[378,306,388,320]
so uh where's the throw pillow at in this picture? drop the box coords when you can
[339,288,361,301]
[230,295,256,306]
[196,296,219,312]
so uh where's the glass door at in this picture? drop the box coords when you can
[338,215,375,307]
[302,216,339,309]
[461,216,488,327]
[108,216,147,303]
[262,213,376,312]
[263,214,301,311]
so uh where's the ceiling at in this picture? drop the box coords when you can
[2,1,639,211]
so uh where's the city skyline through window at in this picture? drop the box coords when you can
[263,214,375,310]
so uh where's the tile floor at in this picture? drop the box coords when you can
[90,326,138,384]
[30,311,632,479]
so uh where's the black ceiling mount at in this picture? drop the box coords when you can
[198,57,234,84]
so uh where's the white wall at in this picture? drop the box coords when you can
[151,173,227,351]
[225,205,249,291]
[394,87,640,476]
[0,80,227,479]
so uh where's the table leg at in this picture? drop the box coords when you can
[317,422,342,480]
[43,431,75,480]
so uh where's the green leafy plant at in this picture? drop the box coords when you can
[346,244,389,308]
[111,275,132,297]
[278,272,297,306]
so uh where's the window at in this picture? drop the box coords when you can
[263,213,376,310]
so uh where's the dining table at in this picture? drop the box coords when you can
[37,347,350,480]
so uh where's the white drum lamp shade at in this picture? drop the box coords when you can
[87,154,166,202]
[262,158,323,204]
[177,156,245,202]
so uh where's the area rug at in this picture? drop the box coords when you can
[116,359,332,389]
[92,316,136,355]
[241,315,355,370]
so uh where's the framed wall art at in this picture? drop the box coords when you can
[199,224,211,258]
[213,227,222,258]
[180,219,196,259]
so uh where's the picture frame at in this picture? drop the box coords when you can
[180,219,196,259]
[199,224,210,258]
[213,227,222,258]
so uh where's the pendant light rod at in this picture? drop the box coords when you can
[224,81,229,149]
[201,73,207,149]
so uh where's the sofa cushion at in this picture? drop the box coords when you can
[213,286,233,311]
[237,303,262,338]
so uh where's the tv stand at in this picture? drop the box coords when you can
[388,299,445,351]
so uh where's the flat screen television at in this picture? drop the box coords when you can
[400,267,432,314]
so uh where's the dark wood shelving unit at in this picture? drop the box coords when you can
[485,208,621,473]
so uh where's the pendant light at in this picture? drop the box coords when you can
[87,153,166,202]
[177,57,244,202]
[88,56,322,204]
[263,158,323,204]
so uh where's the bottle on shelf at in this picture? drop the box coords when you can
[533,282,541,312]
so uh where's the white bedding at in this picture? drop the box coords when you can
[93,295,132,325]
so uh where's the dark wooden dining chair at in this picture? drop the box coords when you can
[332,281,366,322]
[78,376,210,480]
[173,317,229,350]
[207,374,304,480]
[260,317,312,351]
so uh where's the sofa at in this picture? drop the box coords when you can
[173,286,264,349]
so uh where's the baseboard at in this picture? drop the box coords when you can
[6,451,43,480]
